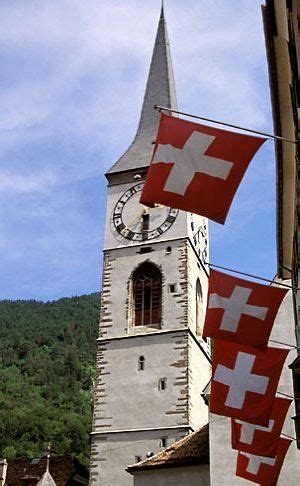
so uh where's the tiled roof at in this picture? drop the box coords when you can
[107,4,178,175]
[127,424,209,473]
[5,455,89,486]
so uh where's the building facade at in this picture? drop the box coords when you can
[210,1,300,484]
[90,6,211,485]
[263,0,300,448]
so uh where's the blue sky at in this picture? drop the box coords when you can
[0,0,276,301]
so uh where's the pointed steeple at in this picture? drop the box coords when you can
[107,3,178,176]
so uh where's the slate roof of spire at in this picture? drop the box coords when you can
[107,3,178,175]
[37,470,56,486]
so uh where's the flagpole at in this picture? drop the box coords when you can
[203,261,297,291]
[270,339,300,350]
[278,391,300,402]
[154,105,298,145]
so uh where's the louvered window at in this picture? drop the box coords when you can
[133,263,162,326]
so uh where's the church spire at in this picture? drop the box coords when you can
[107,3,178,176]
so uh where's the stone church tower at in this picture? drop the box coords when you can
[90,5,211,485]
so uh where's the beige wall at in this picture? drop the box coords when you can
[91,429,188,486]
[209,289,300,485]
[91,176,211,484]
[132,464,210,486]
[93,331,190,432]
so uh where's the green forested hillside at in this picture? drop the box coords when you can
[0,293,100,465]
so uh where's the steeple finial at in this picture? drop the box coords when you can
[160,0,165,19]
[46,442,51,472]
[36,444,56,486]
[107,2,177,176]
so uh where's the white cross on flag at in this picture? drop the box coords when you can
[203,270,288,349]
[231,396,291,457]
[210,340,288,425]
[140,114,266,224]
[236,438,292,485]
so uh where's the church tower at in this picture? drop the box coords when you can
[90,5,211,485]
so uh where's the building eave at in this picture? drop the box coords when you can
[262,1,298,279]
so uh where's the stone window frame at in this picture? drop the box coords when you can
[127,260,163,330]
[158,377,167,391]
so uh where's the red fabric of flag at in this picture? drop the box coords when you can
[140,113,266,224]
[236,437,292,485]
[231,396,291,457]
[210,340,289,425]
[203,270,288,349]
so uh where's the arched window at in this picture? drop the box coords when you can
[196,279,203,336]
[133,262,162,326]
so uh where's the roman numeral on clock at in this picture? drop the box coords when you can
[166,215,175,223]
[116,223,125,232]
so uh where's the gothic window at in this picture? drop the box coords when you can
[196,279,203,336]
[133,262,162,326]
[138,356,145,371]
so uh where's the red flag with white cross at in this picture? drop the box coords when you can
[231,396,291,457]
[202,270,287,349]
[236,437,292,485]
[140,113,266,224]
[210,340,289,425]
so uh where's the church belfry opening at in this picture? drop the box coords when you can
[132,262,162,327]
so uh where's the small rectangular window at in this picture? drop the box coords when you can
[158,378,167,391]
[160,437,167,448]
[168,284,176,293]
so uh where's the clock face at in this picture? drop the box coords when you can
[113,183,178,241]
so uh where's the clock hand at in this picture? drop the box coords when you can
[124,208,148,231]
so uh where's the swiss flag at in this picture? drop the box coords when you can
[203,270,288,349]
[231,396,292,457]
[236,437,292,485]
[140,113,266,224]
[210,340,289,425]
